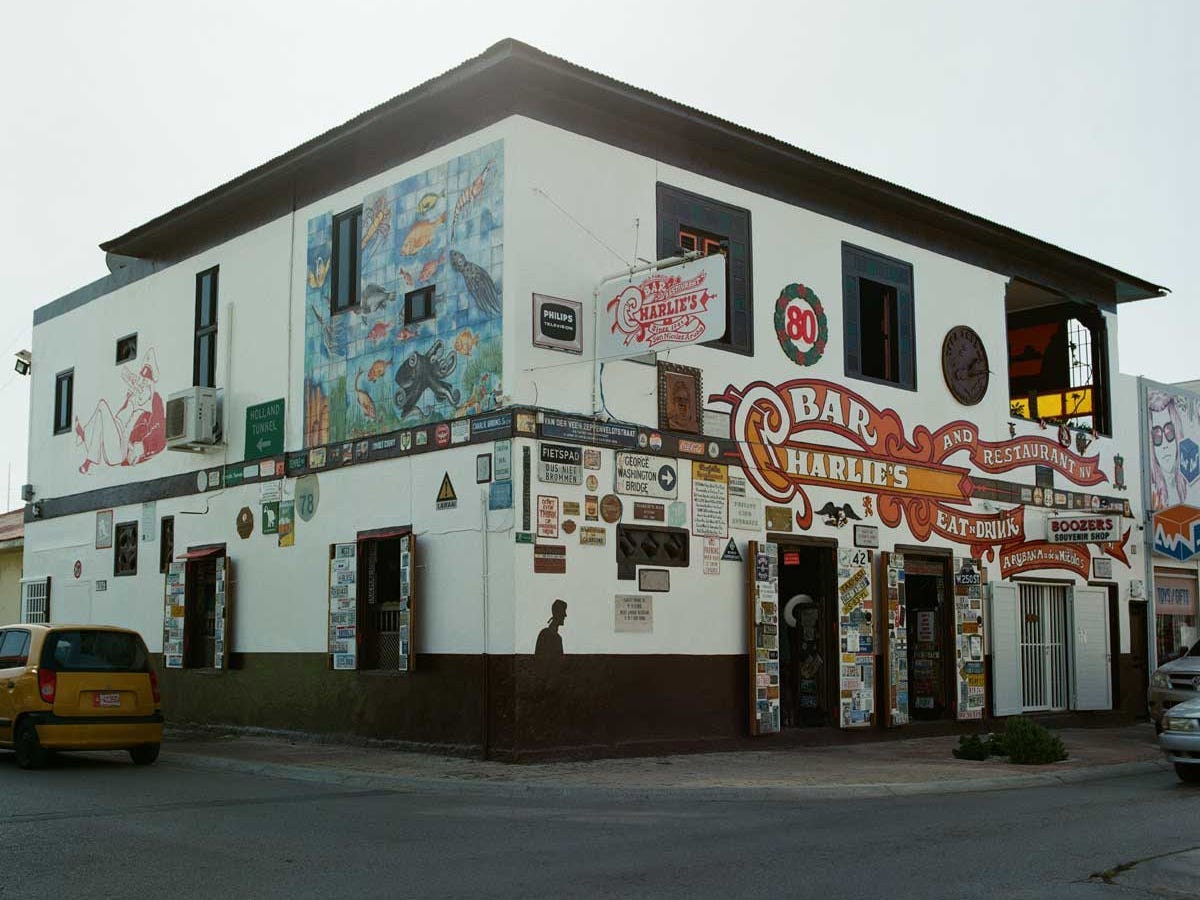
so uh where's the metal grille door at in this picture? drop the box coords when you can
[1019,584,1068,711]
[20,577,50,623]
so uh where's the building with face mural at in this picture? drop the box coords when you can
[20,41,1166,758]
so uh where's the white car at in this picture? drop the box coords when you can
[1159,694,1200,783]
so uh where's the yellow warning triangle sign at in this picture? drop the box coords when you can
[437,473,457,504]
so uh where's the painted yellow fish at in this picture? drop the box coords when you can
[454,328,479,357]
[307,256,330,289]
[366,359,389,382]
[354,371,377,420]
[400,212,445,256]
[417,192,442,214]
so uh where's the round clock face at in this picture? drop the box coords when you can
[942,326,989,405]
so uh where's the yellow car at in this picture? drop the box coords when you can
[0,624,163,768]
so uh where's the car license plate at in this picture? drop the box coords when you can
[93,692,121,708]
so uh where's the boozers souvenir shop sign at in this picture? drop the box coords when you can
[712,378,1130,571]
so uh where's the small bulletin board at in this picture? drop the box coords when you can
[882,551,909,727]
[953,556,986,720]
[747,540,781,735]
[328,543,358,670]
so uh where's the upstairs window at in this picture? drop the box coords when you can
[1005,281,1110,434]
[115,333,138,364]
[404,286,435,325]
[657,183,753,355]
[843,244,916,390]
[331,207,362,314]
[194,267,218,388]
[53,369,73,435]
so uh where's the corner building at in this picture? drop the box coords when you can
[22,41,1165,758]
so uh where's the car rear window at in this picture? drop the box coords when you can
[42,630,150,672]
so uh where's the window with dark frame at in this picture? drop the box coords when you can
[159,516,175,574]
[331,207,362,315]
[657,183,752,355]
[1006,302,1110,434]
[615,525,690,579]
[114,521,138,577]
[404,286,436,325]
[194,267,218,388]
[53,370,73,435]
[115,333,138,364]
[842,244,916,390]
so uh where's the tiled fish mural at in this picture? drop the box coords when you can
[304,142,503,447]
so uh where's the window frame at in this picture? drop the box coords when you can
[193,267,219,389]
[656,183,753,356]
[53,369,74,435]
[842,243,917,392]
[115,333,138,365]
[114,520,138,577]
[330,206,362,316]
[159,516,175,575]
[403,286,436,325]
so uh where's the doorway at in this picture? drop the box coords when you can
[903,556,952,720]
[777,543,837,727]
[1128,599,1149,712]
[1019,583,1069,711]
[358,534,410,671]
[184,556,219,669]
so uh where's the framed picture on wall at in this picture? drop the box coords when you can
[657,362,703,435]
[95,509,114,550]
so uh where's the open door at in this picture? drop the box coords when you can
[1070,586,1112,710]
[988,582,1022,716]
[747,540,781,735]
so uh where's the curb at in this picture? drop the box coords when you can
[161,751,1171,802]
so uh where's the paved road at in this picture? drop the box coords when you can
[1,751,1197,899]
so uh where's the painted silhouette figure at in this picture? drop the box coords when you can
[535,599,567,658]
[76,349,166,473]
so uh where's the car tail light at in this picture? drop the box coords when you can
[149,668,160,704]
[37,668,56,704]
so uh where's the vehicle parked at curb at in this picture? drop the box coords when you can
[0,624,163,769]
[1159,695,1200,783]
[1148,639,1200,732]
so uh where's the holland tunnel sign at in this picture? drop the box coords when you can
[245,398,285,461]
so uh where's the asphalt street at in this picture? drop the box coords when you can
[1,751,1197,899]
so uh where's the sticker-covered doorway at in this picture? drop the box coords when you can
[778,543,838,727]
[904,556,953,720]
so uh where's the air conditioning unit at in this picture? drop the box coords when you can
[166,387,220,450]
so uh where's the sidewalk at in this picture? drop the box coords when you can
[161,723,1172,800]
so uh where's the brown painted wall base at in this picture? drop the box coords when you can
[157,652,746,760]
[158,650,1143,760]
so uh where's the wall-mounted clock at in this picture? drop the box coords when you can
[942,325,989,406]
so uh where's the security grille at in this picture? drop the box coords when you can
[20,577,50,623]
[1019,583,1068,711]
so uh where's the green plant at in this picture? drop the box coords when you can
[953,734,989,760]
[1000,716,1068,764]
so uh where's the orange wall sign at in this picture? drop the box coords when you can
[712,378,1121,570]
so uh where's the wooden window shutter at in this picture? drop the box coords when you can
[842,246,863,377]
[896,278,915,389]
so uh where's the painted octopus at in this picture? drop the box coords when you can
[393,340,459,417]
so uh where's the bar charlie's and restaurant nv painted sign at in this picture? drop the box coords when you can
[712,378,1130,579]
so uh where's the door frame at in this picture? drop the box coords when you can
[1016,578,1071,712]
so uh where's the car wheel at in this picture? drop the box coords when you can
[14,721,47,770]
[1175,763,1200,784]
[129,743,160,766]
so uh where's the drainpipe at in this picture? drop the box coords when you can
[480,488,490,760]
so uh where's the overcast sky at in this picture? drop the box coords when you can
[0,0,1193,510]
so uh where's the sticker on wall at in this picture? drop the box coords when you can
[278,500,295,547]
[436,473,458,510]
[583,449,602,470]
[615,594,653,633]
[703,538,721,575]
[600,494,623,524]
[537,495,560,538]
[236,507,254,539]
[667,501,688,528]
[533,544,566,574]
[489,479,513,511]
[722,538,742,562]
[562,519,577,535]
[764,505,793,532]
[691,462,729,537]
[295,474,320,522]
[585,495,599,521]
[774,283,828,367]
[262,502,280,535]
[586,474,599,492]
[579,526,606,546]
[95,509,113,549]
[815,502,863,528]
[633,502,665,522]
